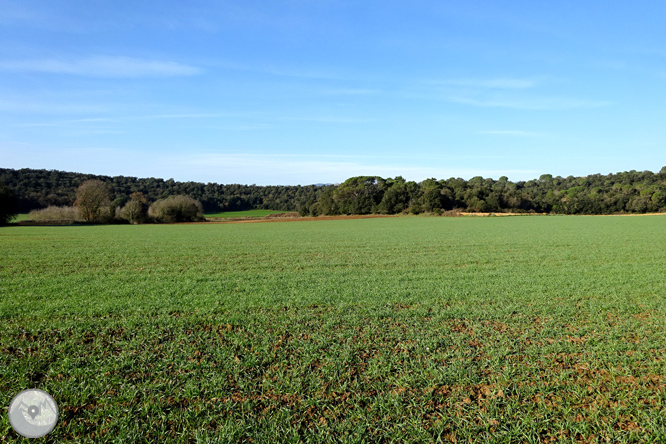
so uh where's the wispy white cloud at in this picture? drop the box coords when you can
[203,58,343,80]
[430,77,537,89]
[275,116,377,124]
[172,153,541,184]
[11,112,375,130]
[0,99,109,114]
[417,75,610,110]
[0,56,201,77]
[479,130,545,137]
[11,114,234,128]
[127,113,232,120]
[448,95,611,110]
[15,118,114,128]
[319,88,381,96]
[0,147,542,185]
[260,65,341,80]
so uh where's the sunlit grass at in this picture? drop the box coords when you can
[1,216,665,442]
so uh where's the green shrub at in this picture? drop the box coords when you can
[148,195,204,223]
[118,200,147,224]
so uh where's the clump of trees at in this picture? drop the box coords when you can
[298,167,666,216]
[148,195,204,223]
[12,180,205,225]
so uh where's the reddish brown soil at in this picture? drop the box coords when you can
[196,214,399,225]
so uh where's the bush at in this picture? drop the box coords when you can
[28,206,82,222]
[148,195,204,223]
[118,199,147,224]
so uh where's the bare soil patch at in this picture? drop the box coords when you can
[197,214,398,225]
[458,212,547,217]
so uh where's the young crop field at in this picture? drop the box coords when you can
[1,216,665,443]
[205,209,288,218]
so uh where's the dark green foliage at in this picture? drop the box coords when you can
[298,199,313,217]
[0,184,18,224]
[0,168,330,214]
[2,167,666,217]
[332,176,385,214]
[326,168,666,215]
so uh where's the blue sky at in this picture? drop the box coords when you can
[1,1,665,185]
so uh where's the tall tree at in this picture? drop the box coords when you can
[333,176,386,214]
[75,180,112,222]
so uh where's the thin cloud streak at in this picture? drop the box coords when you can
[176,153,541,184]
[12,112,375,129]
[448,95,612,110]
[429,77,537,89]
[480,130,544,137]
[11,114,235,128]
[208,59,342,80]
[0,100,110,114]
[319,88,382,96]
[0,56,201,77]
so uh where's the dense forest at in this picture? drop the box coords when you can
[0,168,330,213]
[302,167,666,216]
[1,167,666,216]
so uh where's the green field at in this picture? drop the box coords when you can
[11,214,31,222]
[1,216,665,442]
[205,209,288,218]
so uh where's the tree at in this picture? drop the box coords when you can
[651,191,666,211]
[298,199,314,217]
[333,176,386,214]
[119,193,148,224]
[317,188,338,215]
[0,184,18,224]
[75,180,112,222]
[379,185,409,214]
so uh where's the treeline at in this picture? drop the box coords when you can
[0,168,331,213]
[299,168,666,216]
[2,167,666,218]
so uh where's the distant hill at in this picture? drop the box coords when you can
[0,168,330,213]
[1,167,665,216]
